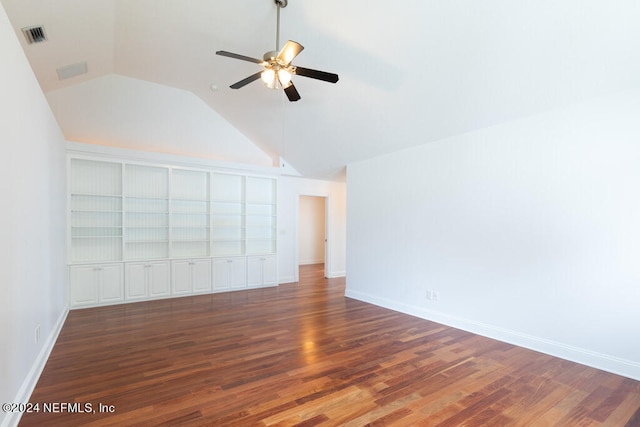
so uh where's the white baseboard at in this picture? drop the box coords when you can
[299,259,325,266]
[278,275,296,284]
[326,270,346,278]
[2,308,69,427]
[345,288,640,381]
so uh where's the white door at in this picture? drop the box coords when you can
[171,260,192,295]
[262,256,277,286]
[125,263,147,300]
[192,259,212,293]
[229,257,247,289]
[247,256,264,288]
[99,264,124,303]
[212,258,231,290]
[69,265,98,307]
[149,262,170,297]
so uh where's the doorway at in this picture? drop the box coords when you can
[298,195,328,279]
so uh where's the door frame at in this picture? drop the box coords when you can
[294,194,330,281]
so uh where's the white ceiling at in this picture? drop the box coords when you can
[3,0,640,180]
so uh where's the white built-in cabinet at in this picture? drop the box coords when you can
[68,156,277,308]
[124,261,170,301]
[171,258,212,295]
[212,257,247,290]
[69,263,124,307]
[247,255,277,288]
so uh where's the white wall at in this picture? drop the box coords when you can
[0,4,67,427]
[298,196,326,265]
[346,88,640,380]
[46,74,274,167]
[278,177,346,283]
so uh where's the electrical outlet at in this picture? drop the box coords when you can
[35,324,41,344]
[432,291,439,301]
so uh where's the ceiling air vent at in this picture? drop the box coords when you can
[22,26,47,44]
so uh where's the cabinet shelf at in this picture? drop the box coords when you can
[72,236,123,239]
[171,212,209,216]
[172,198,208,203]
[71,193,122,198]
[126,210,169,215]
[72,225,122,229]
[71,209,123,213]
[125,196,169,200]
[211,199,244,204]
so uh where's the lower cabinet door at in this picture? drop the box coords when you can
[69,265,99,307]
[125,263,147,300]
[148,262,170,297]
[192,259,212,293]
[99,264,124,303]
[212,258,231,290]
[212,257,247,290]
[171,260,193,295]
[70,263,123,308]
[262,256,277,286]
[229,257,247,289]
[247,255,276,287]
[125,261,170,300]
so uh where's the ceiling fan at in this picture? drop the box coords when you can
[216,0,339,102]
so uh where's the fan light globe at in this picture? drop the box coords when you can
[261,69,276,88]
[277,69,292,86]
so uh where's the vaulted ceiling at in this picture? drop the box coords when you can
[3,0,640,180]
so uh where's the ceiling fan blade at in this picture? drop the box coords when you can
[294,66,339,83]
[284,82,301,102]
[230,72,263,89]
[277,41,304,66]
[216,50,264,64]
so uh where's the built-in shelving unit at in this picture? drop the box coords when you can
[69,159,123,263]
[68,156,277,308]
[124,164,169,261]
[171,169,210,259]
[245,176,277,255]
[211,173,244,256]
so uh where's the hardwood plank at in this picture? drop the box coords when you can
[19,264,640,426]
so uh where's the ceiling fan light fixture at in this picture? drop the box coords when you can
[215,0,338,101]
[261,67,292,89]
[261,68,277,88]
[277,69,292,86]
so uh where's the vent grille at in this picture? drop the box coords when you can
[22,26,47,44]
[57,62,88,80]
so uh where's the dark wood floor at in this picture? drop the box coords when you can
[21,264,640,426]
